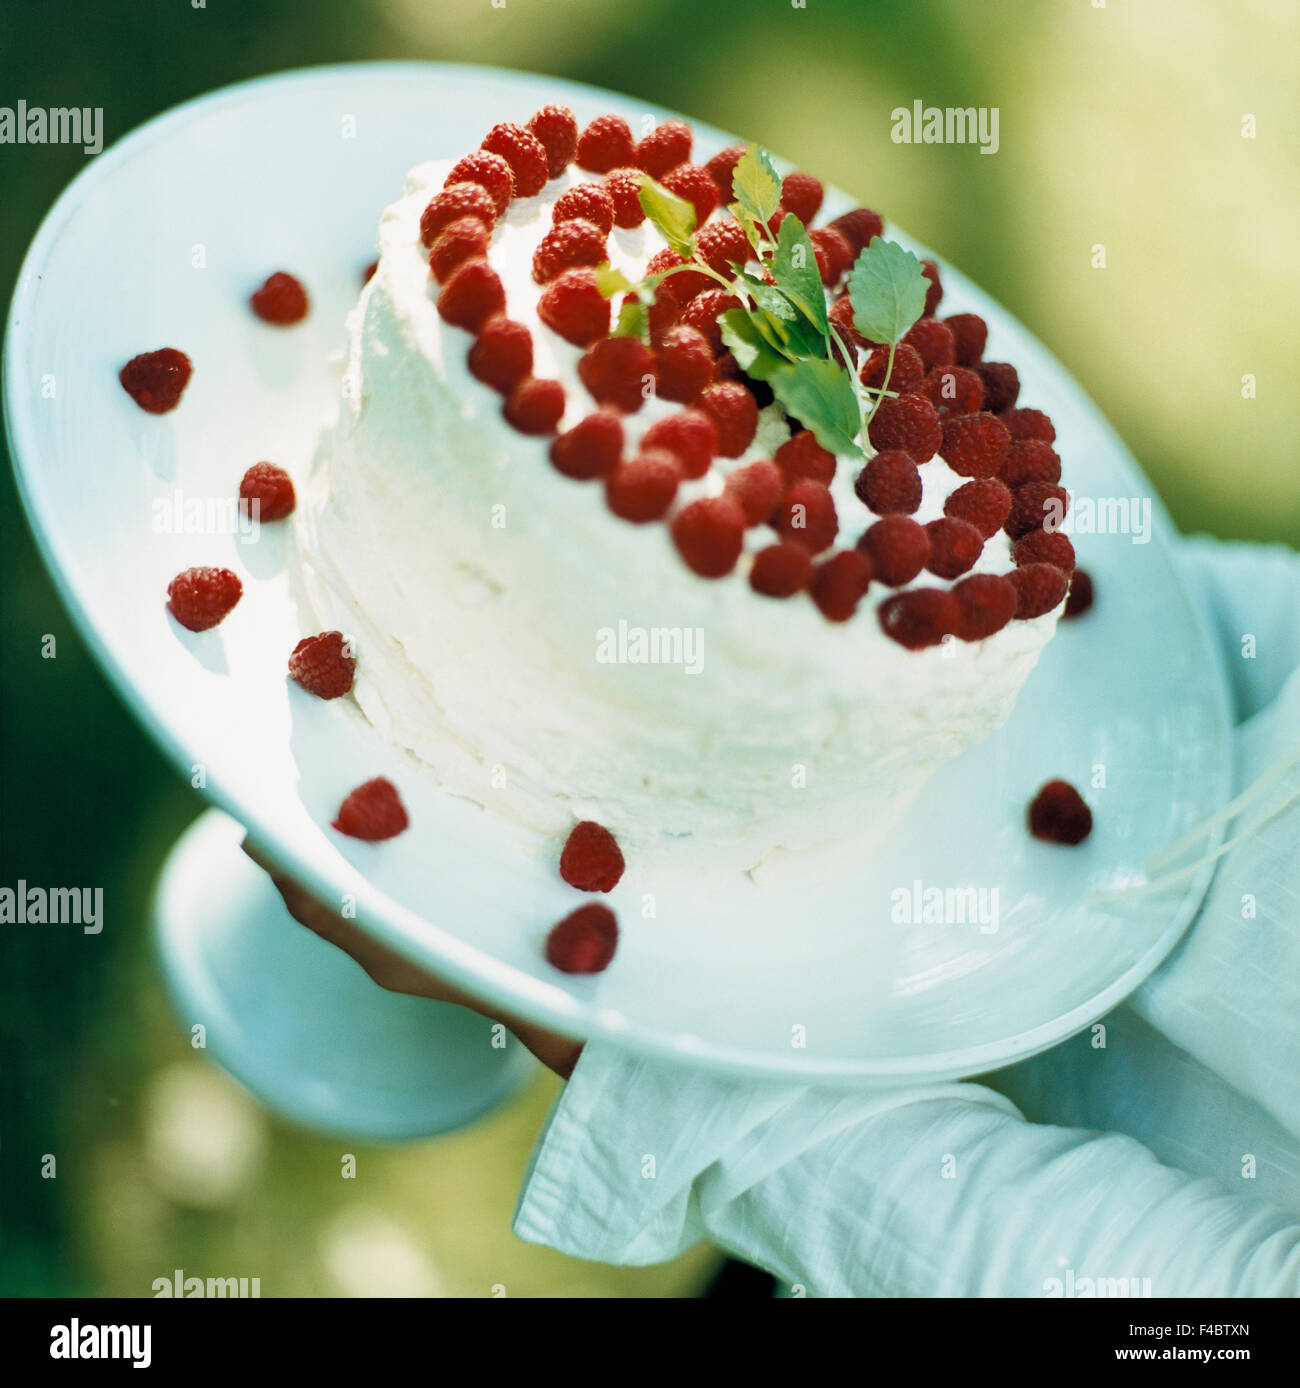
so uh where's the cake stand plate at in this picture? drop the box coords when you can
[5,63,1231,1091]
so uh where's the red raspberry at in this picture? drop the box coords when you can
[945,313,988,366]
[810,227,853,287]
[437,257,505,333]
[646,249,712,304]
[503,376,565,435]
[633,119,692,178]
[239,461,295,522]
[695,217,751,276]
[601,167,648,227]
[537,268,610,346]
[922,365,985,416]
[545,903,618,974]
[654,325,714,403]
[975,361,1020,412]
[1027,780,1092,846]
[527,104,578,178]
[605,450,680,521]
[830,296,870,354]
[1002,439,1062,487]
[811,549,873,622]
[332,777,409,841]
[780,172,824,224]
[166,567,241,632]
[250,272,308,325]
[773,479,839,553]
[532,218,609,283]
[1001,407,1056,443]
[578,336,653,412]
[552,183,616,234]
[481,122,548,198]
[705,144,747,194]
[420,182,496,245]
[859,515,930,586]
[902,316,955,370]
[288,631,355,699]
[924,516,984,578]
[1013,528,1076,573]
[698,381,758,457]
[1008,562,1069,618]
[642,408,717,479]
[1006,482,1070,540]
[467,315,533,394]
[429,216,491,283]
[120,348,192,414]
[642,281,682,342]
[576,114,635,173]
[1063,568,1094,619]
[559,819,625,892]
[952,573,1018,641]
[921,259,943,315]
[444,151,514,216]
[854,450,921,515]
[661,164,719,226]
[878,588,959,650]
[723,460,784,524]
[830,208,883,254]
[859,343,926,395]
[681,289,741,353]
[550,408,624,480]
[940,411,1011,478]
[944,478,1013,538]
[749,542,813,598]
[775,430,836,486]
[672,496,747,577]
[867,392,942,463]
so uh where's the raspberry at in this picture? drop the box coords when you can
[902,316,955,370]
[467,315,533,394]
[601,167,647,227]
[1013,528,1076,572]
[681,289,741,353]
[633,119,692,178]
[559,819,625,892]
[940,411,1011,478]
[1063,567,1094,619]
[1027,780,1092,846]
[643,281,682,342]
[830,296,870,353]
[503,376,565,435]
[810,227,853,287]
[645,248,712,304]
[642,408,717,479]
[239,461,295,522]
[429,215,491,283]
[705,144,747,195]
[724,460,784,524]
[332,777,409,841]
[545,903,618,974]
[250,272,308,325]
[695,217,751,276]
[166,567,241,632]
[1008,562,1069,618]
[532,218,608,283]
[830,208,883,254]
[878,588,959,650]
[855,451,921,515]
[944,478,1012,538]
[922,365,985,416]
[420,182,496,245]
[288,631,355,699]
[925,516,984,578]
[481,122,548,198]
[444,151,514,216]
[975,361,1020,413]
[775,430,836,485]
[661,164,719,226]
[811,549,872,622]
[952,573,1018,641]
[654,325,714,403]
[867,392,942,463]
[437,257,505,333]
[773,479,839,553]
[528,104,578,178]
[945,313,988,366]
[749,542,813,598]
[1002,439,1062,487]
[578,334,653,413]
[921,259,943,315]
[552,183,616,234]
[859,343,926,395]
[537,268,610,346]
[550,408,624,480]
[780,172,824,224]
[1006,482,1069,540]
[697,381,758,457]
[576,114,635,173]
[605,450,679,521]
[1001,407,1055,443]
[672,496,747,577]
[120,348,192,414]
[859,515,930,586]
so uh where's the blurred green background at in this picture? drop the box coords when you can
[1,0,1295,1297]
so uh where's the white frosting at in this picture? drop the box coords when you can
[294,160,1061,887]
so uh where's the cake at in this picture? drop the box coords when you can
[292,106,1073,886]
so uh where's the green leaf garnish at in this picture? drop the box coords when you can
[733,269,797,321]
[718,310,787,380]
[594,263,638,299]
[766,357,864,459]
[638,176,697,257]
[612,298,648,341]
[730,145,782,230]
[772,214,829,336]
[846,236,928,347]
